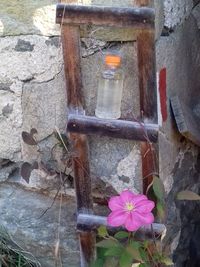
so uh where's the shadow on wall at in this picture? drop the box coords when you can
[0,0,59,36]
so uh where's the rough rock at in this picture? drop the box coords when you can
[0,183,80,267]
[165,145,200,265]
[192,2,200,29]
[156,13,200,264]
[0,0,59,36]
[0,35,66,162]
[163,0,193,29]
[0,80,23,161]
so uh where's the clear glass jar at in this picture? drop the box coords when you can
[95,54,124,119]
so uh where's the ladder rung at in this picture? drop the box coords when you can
[67,114,158,142]
[56,4,155,29]
[77,214,165,239]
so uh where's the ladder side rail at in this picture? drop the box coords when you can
[136,0,159,192]
[61,25,95,267]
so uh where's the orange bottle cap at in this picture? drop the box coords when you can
[105,55,121,67]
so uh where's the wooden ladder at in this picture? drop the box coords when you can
[56,1,164,266]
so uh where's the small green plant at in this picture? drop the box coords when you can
[91,190,172,267]
[0,226,41,267]
[177,190,200,200]
[92,226,172,267]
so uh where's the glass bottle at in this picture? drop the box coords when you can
[95,53,124,119]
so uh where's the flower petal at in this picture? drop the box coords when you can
[108,196,123,211]
[135,200,155,213]
[132,194,148,204]
[120,190,136,203]
[107,210,128,227]
[133,211,155,225]
[124,213,141,231]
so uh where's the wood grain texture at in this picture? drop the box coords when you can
[137,30,157,122]
[67,114,158,142]
[56,4,155,29]
[79,232,96,266]
[61,25,84,111]
[61,25,95,267]
[136,0,158,192]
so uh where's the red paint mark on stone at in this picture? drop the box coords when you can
[159,68,167,122]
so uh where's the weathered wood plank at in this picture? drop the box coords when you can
[77,214,166,238]
[56,4,155,29]
[62,25,93,211]
[171,96,200,147]
[67,114,159,142]
[61,25,84,111]
[61,25,95,266]
[136,0,158,192]
[137,30,157,122]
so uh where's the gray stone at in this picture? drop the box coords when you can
[0,35,63,83]
[89,136,142,194]
[192,2,200,29]
[2,103,13,117]
[0,81,23,161]
[156,13,200,264]
[45,37,60,48]
[0,82,12,91]
[0,161,18,182]
[0,35,66,161]
[163,0,193,29]
[0,183,80,267]
[14,39,35,52]
[22,72,67,142]
[165,146,200,265]
[0,0,60,37]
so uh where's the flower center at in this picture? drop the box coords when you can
[125,202,135,212]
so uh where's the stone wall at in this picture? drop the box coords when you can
[0,0,200,266]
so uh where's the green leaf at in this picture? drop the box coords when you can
[90,258,104,267]
[114,231,129,239]
[177,191,200,201]
[157,201,165,220]
[104,257,119,267]
[105,246,123,257]
[142,241,149,250]
[126,246,143,262]
[119,251,133,267]
[129,241,142,250]
[96,239,118,249]
[97,226,109,238]
[153,176,165,201]
[127,242,143,262]
[139,248,148,262]
[96,247,108,258]
[139,264,150,267]
[161,257,173,266]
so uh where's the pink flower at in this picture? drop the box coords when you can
[107,190,155,231]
